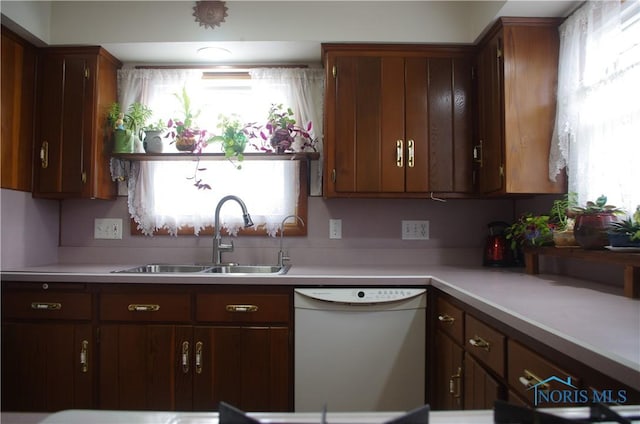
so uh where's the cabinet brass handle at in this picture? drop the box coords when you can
[396,140,404,167]
[181,341,190,374]
[519,369,550,391]
[80,340,89,373]
[127,304,160,312]
[438,314,455,324]
[226,304,258,313]
[40,141,49,169]
[407,139,415,168]
[195,341,203,375]
[449,366,462,399]
[473,142,483,166]
[468,335,491,351]
[31,302,61,311]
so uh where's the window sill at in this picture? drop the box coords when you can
[112,152,319,161]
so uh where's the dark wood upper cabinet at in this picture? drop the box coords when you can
[475,17,567,195]
[1,26,38,192]
[322,44,474,198]
[34,46,121,200]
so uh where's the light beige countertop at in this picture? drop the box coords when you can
[2,264,639,391]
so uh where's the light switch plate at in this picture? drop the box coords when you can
[329,219,342,239]
[94,218,123,239]
[402,220,429,240]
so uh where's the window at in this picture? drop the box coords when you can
[550,0,640,214]
[116,67,324,236]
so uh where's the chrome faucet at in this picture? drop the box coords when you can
[278,214,304,267]
[213,195,254,265]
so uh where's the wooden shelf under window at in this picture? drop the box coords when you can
[524,247,640,299]
[112,152,319,161]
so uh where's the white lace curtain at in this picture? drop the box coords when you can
[550,0,640,214]
[115,67,324,236]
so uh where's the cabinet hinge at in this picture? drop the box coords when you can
[84,67,90,79]
[499,165,504,177]
[471,66,476,80]
[496,47,503,60]
[332,65,337,79]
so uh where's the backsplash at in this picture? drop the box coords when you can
[0,189,620,287]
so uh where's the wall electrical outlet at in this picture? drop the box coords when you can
[402,220,429,240]
[94,218,123,240]
[329,219,342,239]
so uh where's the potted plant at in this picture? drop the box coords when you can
[572,195,623,249]
[549,193,578,247]
[142,119,168,154]
[211,114,250,169]
[254,103,316,154]
[108,102,152,153]
[166,86,209,153]
[505,214,555,251]
[608,206,640,248]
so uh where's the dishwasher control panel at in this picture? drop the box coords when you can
[295,288,426,304]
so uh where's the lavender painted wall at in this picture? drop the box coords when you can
[57,195,515,266]
[0,189,59,269]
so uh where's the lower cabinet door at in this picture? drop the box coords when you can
[98,324,193,410]
[1,322,93,412]
[463,352,504,409]
[192,326,291,412]
[433,330,463,410]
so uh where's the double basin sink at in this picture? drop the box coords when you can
[113,264,289,275]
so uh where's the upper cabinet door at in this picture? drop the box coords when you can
[323,44,474,198]
[34,47,121,200]
[475,18,567,195]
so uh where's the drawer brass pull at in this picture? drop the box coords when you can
[226,304,258,313]
[80,340,89,373]
[468,335,491,351]
[31,302,61,311]
[438,314,455,324]
[519,369,550,391]
[195,341,203,375]
[449,366,462,399]
[127,304,160,312]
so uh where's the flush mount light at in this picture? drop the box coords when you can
[196,46,232,59]
[193,1,228,29]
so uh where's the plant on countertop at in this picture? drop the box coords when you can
[253,103,317,153]
[571,194,623,215]
[166,86,210,153]
[211,114,252,169]
[550,192,578,231]
[505,214,555,250]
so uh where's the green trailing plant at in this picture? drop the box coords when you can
[505,214,554,250]
[211,114,250,169]
[253,103,316,153]
[144,118,168,132]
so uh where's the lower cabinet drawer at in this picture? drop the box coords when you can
[196,293,290,323]
[465,314,505,378]
[100,293,191,322]
[435,297,464,344]
[508,340,580,406]
[2,292,92,320]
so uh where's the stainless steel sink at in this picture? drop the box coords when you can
[113,264,289,275]
[206,264,289,274]
[113,264,213,273]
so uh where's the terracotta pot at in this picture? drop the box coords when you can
[573,213,617,249]
[175,135,197,152]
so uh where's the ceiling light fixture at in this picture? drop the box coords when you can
[197,46,232,59]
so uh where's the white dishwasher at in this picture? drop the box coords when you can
[294,287,426,413]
